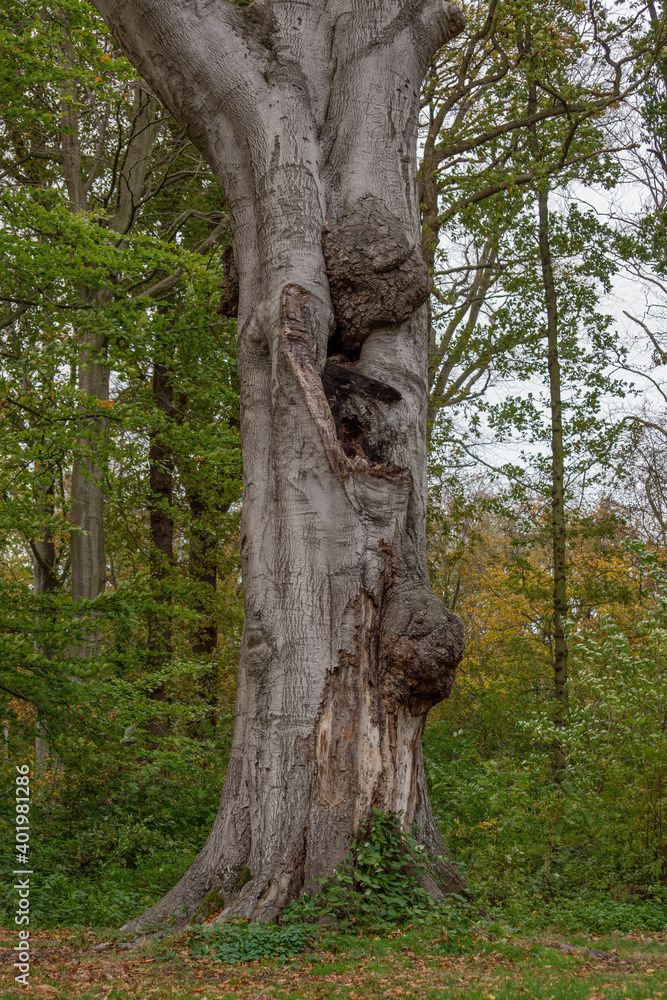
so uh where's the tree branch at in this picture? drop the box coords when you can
[410,0,466,69]
[132,218,229,300]
[90,0,268,150]
[0,297,37,331]
[438,145,635,226]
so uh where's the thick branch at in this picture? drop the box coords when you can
[409,0,466,69]
[89,0,269,162]
[0,297,37,331]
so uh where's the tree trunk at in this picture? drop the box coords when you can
[188,495,219,658]
[527,46,568,733]
[92,0,467,928]
[188,494,221,736]
[536,186,568,762]
[62,61,159,649]
[60,44,110,634]
[70,331,109,658]
[71,333,109,605]
[33,474,58,600]
[32,470,59,776]
[146,360,175,731]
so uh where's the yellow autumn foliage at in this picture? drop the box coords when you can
[426,500,662,726]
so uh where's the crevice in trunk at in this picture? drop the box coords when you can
[217,245,239,318]
[322,359,402,464]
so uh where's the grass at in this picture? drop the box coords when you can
[1,923,665,999]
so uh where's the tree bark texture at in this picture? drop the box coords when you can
[188,494,221,735]
[188,494,219,658]
[33,471,58,599]
[70,332,110,610]
[537,187,568,717]
[92,0,467,927]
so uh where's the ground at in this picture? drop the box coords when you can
[1,925,665,1000]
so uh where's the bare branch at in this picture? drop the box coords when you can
[132,218,229,300]
[623,310,667,364]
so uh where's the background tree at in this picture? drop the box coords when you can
[0,0,230,650]
[0,1,242,761]
[419,0,649,437]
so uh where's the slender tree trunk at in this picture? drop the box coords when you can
[146,360,175,732]
[188,494,220,735]
[93,0,468,928]
[71,333,109,605]
[70,331,110,657]
[188,495,218,658]
[536,186,568,756]
[33,478,58,599]
[420,107,444,408]
[32,471,59,776]
[61,49,159,651]
[60,45,110,644]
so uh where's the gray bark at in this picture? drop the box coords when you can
[70,332,110,608]
[91,0,467,927]
[146,359,175,735]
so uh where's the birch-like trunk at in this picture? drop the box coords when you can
[93,0,467,927]
[70,332,110,609]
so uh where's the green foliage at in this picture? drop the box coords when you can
[0,657,235,927]
[189,920,310,963]
[282,810,474,935]
[424,548,667,933]
[0,0,244,933]
[0,851,196,929]
[182,812,476,969]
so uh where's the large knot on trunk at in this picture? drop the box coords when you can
[322,195,431,352]
[380,582,464,714]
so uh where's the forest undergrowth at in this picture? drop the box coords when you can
[1,537,665,935]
